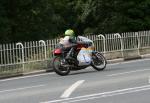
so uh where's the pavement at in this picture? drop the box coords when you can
[0,58,150,103]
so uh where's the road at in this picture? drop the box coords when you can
[0,59,150,103]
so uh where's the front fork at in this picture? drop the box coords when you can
[66,47,75,59]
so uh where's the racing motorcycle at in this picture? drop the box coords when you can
[52,37,107,76]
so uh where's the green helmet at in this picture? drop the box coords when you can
[64,29,75,36]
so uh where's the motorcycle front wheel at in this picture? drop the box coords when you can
[91,51,107,71]
[52,56,70,76]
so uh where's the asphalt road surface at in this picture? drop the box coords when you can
[0,59,150,103]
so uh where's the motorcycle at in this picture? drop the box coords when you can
[52,39,107,76]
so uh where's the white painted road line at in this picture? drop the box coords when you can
[41,85,150,103]
[65,87,150,103]
[0,72,54,82]
[107,69,150,77]
[61,80,85,98]
[0,85,45,93]
[108,58,150,66]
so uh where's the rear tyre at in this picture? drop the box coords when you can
[91,51,107,71]
[52,56,70,76]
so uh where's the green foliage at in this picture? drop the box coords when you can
[0,0,150,43]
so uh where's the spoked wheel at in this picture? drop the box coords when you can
[52,56,70,76]
[91,51,107,71]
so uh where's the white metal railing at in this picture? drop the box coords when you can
[0,31,150,74]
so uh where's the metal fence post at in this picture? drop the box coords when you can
[16,42,24,71]
[114,33,124,58]
[39,40,47,59]
[135,32,140,56]
[98,34,106,56]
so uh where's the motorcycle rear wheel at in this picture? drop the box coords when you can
[91,51,107,71]
[53,56,70,76]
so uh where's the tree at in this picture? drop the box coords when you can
[0,0,150,43]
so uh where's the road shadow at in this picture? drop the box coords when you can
[68,66,125,76]
[69,69,102,76]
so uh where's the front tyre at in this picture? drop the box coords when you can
[52,56,70,76]
[91,51,107,71]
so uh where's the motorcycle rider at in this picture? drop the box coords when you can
[58,29,77,65]
[59,29,93,65]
